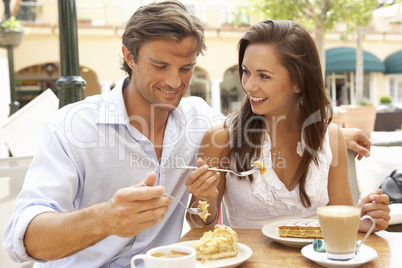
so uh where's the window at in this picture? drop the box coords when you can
[389,77,402,104]
[16,0,42,23]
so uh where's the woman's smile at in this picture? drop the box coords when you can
[249,95,268,105]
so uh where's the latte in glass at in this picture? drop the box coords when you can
[317,206,360,260]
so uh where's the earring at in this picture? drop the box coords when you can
[299,97,303,110]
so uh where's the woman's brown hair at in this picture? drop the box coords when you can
[226,20,332,207]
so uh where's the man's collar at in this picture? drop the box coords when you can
[96,77,186,140]
[96,77,129,125]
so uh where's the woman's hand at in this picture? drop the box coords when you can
[185,158,220,202]
[357,189,390,232]
[341,128,371,160]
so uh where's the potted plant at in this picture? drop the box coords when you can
[379,95,392,104]
[390,20,402,31]
[0,16,24,48]
[375,95,402,131]
[341,99,377,138]
[221,22,235,30]
[237,22,250,31]
[77,18,92,26]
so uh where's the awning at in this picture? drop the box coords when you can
[385,50,402,74]
[325,47,385,73]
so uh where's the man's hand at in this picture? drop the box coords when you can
[341,128,371,160]
[101,173,171,237]
[24,173,172,261]
[357,189,390,232]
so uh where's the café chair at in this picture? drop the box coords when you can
[0,155,34,267]
[354,145,402,232]
[0,89,58,157]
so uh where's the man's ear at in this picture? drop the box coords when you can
[122,45,135,70]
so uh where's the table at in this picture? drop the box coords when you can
[371,131,402,147]
[178,228,402,267]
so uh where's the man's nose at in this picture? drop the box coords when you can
[166,70,181,89]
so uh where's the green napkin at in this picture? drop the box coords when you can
[313,239,326,252]
[312,239,361,253]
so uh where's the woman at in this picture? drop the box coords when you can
[186,20,390,232]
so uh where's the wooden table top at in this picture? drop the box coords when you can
[177,228,402,267]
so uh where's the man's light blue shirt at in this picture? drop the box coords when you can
[2,78,224,267]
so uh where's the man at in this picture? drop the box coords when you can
[2,1,378,267]
[3,2,222,267]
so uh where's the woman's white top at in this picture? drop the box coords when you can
[223,129,332,229]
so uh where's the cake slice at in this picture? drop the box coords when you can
[278,220,323,239]
[198,200,210,222]
[191,224,238,263]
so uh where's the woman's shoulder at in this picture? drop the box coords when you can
[198,122,231,161]
[327,123,344,143]
[327,123,347,166]
[328,122,340,133]
[202,122,229,146]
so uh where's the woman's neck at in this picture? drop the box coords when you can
[266,112,300,138]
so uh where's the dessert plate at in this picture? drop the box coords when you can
[175,241,252,268]
[262,218,318,248]
[301,244,377,268]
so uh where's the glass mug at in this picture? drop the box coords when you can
[130,245,196,268]
[317,205,375,261]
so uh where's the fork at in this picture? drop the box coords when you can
[141,182,203,215]
[176,166,261,177]
[164,193,204,215]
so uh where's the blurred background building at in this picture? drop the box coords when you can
[0,0,401,150]
[1,2,402,267]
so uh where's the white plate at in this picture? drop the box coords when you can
[175,241,252,268]
[262,219,318,248]
[301,244,377,268]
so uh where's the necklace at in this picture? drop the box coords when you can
[269,125,300,162]
[271,136,296,161]
[273,139,302,161]
[271,138,286,161]
[276,148,285,160]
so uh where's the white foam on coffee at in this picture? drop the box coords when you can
[318,206,360,216]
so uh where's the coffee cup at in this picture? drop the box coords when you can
[130,245,196,268]
[317,205,375,261]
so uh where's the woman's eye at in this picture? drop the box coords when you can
[154,65,165,69]
[261,74,270,79]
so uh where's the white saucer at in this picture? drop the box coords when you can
[301,244,378,268]
[175,241,252,268]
